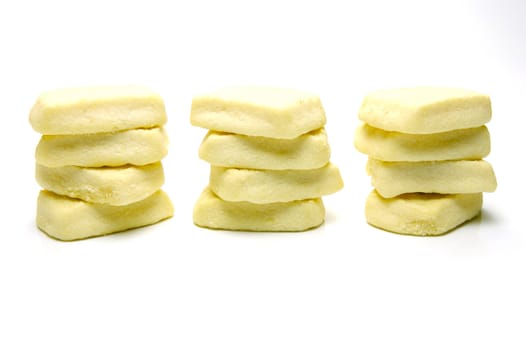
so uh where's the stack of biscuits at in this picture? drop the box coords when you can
[29,86,174,241]
[190,86,344,232]
[355,87,497,236]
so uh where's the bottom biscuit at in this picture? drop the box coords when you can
[37,189,173,241]
[193,187,325,232]
[365,190,482,236]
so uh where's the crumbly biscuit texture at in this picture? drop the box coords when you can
[199,128,330,170]
[190,86,326,138]
[354,123,490,161]
[367,158,497,198]
[193,187,325,232]
[210,163,343,204]
[35,128,168,167]
[365,190,482,236]
[37,190,173,241]
[29,85,167,135]
[35,162,164,206]
[358,87,491,134]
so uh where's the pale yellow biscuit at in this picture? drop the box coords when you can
[365,190,482,236]
[355,123,490,161]
[358,87,491,134]
[210,163,343,203]
[35,162,164,205]
[35,128,168,167]
[29,85,167,135]
[199,128,331,170]
[193,187,325,232]
[37,190,173,241]
[190,86,326,139]
[367,158,497,198]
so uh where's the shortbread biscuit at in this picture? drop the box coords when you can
[367,159,497,198]
[37,190,173,241]
[190,86,326,138]
[199,128,330,170]
[365,190,482,236]
[35,128,168,167]
[29,85,167,135]
[210,163,343,203]
[355,123,490,161]
[36,162,164,205]
[358,87,491,134]
[193,187,325,232]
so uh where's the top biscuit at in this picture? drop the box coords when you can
[29,86,167,135]
[358,87,491,134]
[190,86,326,139]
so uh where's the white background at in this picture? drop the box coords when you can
[1,0,525,349]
